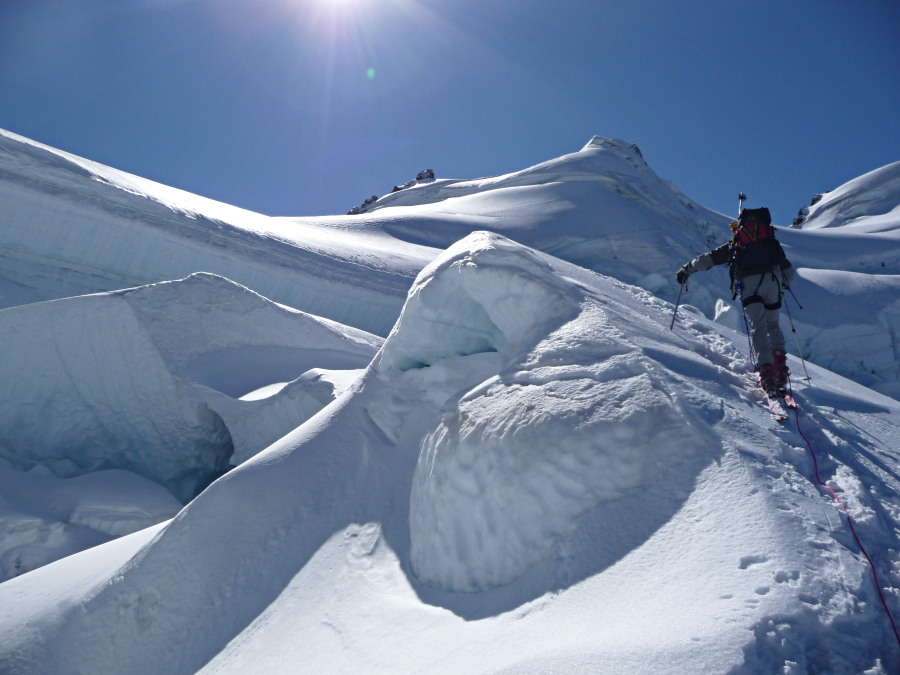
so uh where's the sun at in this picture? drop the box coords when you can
[309,0,370,20]
[317,0,366,7]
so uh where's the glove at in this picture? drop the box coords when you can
[676,265,692,285]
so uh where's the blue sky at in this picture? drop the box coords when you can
[1,0,898,225]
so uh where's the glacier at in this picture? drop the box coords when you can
[1,129,899,673]
[2,128,897,395]
[0,272,380,502]
[1,232,899,673]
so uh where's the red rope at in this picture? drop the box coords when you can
[788,383,900,650]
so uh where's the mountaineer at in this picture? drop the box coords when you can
[677,206,795,395]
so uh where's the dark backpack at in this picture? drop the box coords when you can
[734,207,774,244]
[730,207,782,276]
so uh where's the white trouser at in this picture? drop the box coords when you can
[739,272,786,367]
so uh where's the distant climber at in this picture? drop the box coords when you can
[676,207,796,395]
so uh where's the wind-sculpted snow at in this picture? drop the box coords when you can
[7,126,900,396]
[408,342,708,592]
[1,233,899,674]
[774,162,900,398]
[6,127,900,397]
[794,162,900,234]
[0,129,723,337]
[0,128,422,335]
[376,234,582,372]
[0,273,381,502]
[375,234,709,592]
[3,123,900,672]
[0,463,181,582]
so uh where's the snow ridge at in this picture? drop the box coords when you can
[795,161,900,233]
[0,273,380,503]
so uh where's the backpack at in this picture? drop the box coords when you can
[733,207,774,244]
[730,207,782,276]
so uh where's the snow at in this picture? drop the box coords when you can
[0,272,380,577]
[0,272,380,500]
[794,162,900,234]
[0,462,178,582]
[774,166,900,398]
[1,130,899,673]
[0,128,427,336]
[4,126,899,394]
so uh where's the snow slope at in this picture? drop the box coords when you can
[0,130,727,334]
[2,128,900,672]
[2,233,898,674]
[793,162,900,234]
[0,463,180,583]
[0,128,428,336]
[0,273,380,579]
[3,128,898,395]
[318,136,726,292]
[777,162,900,398]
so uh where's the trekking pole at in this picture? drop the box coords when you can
[669,282,685,330]
[733,279,756,364]
[738,192,747,217]
[783,297,812,382]
[786,286,804,310]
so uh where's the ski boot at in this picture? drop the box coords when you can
[757,363,778,397]
[772,349,790,395]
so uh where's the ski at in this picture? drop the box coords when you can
[779,392,798,410]
[754,373,790,422]
[763,391,789,422]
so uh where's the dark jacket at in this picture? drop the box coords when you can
[689,237,792,282]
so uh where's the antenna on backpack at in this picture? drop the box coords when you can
[738,192,747,218]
